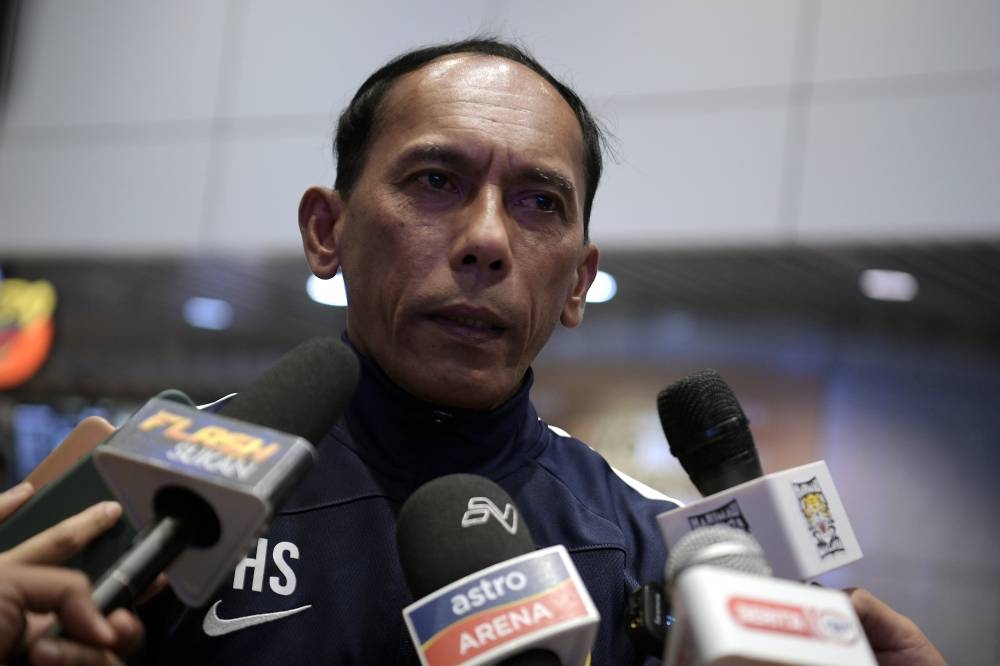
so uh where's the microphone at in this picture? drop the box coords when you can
[89,337,359,611]
[655,370,861,581]
[629,368,766,655]
[663,525,877,666]
[656,369,762,496]
[397,474,599,666]
[656,368,860,580]
[632,369,860,656]
[0,390,197,580]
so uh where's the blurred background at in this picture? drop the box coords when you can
[1,1,998,662]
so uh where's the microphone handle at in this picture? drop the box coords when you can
[92,515,188,612]
[691,449,762,496]
[499,648,562,665]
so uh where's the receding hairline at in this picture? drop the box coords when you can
[366,52,587,180]
[333,38,605,239]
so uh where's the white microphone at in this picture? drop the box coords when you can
[656,459,862,581]
[663,526,877,666]
[397,474,599,666]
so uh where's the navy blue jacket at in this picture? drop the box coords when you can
[136,350,679,664]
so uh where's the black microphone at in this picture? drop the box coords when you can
[655,369,862,581]
[656,368,762,497]
[90,337,359,611]
[397,474,598,666]
[629,369,764,656]
[649,371,865,663]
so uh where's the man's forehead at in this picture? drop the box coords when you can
[415,53,552,93]
[373,53,586,167]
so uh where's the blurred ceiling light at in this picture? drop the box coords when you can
[307,273,348,307]
[859,269,919,302]
[183,297,234,331]
[586,270,617,304]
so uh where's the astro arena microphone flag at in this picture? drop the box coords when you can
[403,545,599,666]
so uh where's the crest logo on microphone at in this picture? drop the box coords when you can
[461,497,518,535]
[794,477,845,559]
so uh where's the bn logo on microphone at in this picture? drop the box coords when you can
[461,497,518,535]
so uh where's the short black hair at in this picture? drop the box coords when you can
[333,37,605,240]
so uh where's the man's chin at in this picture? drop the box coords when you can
[404,371,518,412]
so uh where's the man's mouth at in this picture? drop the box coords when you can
[436,314,503,331]
[429,306,509,338]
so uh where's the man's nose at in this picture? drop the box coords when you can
[450,188,513,279]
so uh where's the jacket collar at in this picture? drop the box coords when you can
[341,340,545,494]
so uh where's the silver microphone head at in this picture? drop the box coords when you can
[665,525,772,584]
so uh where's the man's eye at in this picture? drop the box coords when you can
[517,193,559,212]
[416,172,457,192]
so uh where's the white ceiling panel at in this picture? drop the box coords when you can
[4,0,227,127]
[814,0,1000,81]
[232,0,493,118]
[0,140,211,254]
[2,2,999,257]
[797,92,1000,242]
[207,131,335,254]
[503,0,801,97]
[589,106,788,249]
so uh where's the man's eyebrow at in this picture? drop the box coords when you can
[522,167,576,195]
[394,143,472,168]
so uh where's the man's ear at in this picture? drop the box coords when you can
[299,186,345,279]
[560,243,600,328]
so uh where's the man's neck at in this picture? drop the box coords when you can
[339,339,544,493]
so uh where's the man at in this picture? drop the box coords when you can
[135,38,946,665]
[136,37,672,664]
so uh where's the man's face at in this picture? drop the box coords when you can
[303,54,598,410]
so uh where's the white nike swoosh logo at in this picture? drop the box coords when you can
[202,600,312,637]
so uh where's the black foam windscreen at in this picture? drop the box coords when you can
[219,337,360,445]
[656,368,761,495]
[396,474,536,599]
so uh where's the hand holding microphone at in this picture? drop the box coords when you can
[0,493,123,568]
[0,479,144,663]
[0,493,143,665]
[845,588,947,666]
[0,564,143,666]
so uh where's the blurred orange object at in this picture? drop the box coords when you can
[0,278,57,390]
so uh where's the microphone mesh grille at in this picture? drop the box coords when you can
[219,337,359,445]
[396,474,536,598]
[656,369,746,456]
[666,525,772,584]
